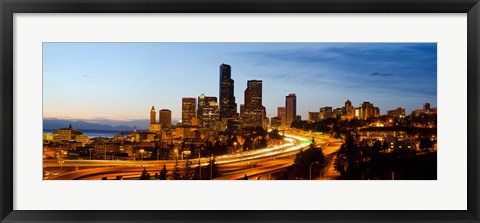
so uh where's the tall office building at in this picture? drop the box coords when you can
[197,94,219,128]
[219,64,237,119]
[182,98,196,126]
[387,107,406,118]
[308,112,320,122]
[242,80,263,128]
[341,99,355,120]
[345,100,354,115]
[285,94,297,128]
[271,117,282,128]
[423,102,431,112]
[159,109,172,128]
[319,107,334,119]
[357,102,380,120]
[150,106,156,124]
[277,107,286,127]
[198,94,217,118]
[244,80,262,108]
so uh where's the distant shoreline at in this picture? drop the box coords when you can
[43,129,132,138]
[43,129,129,133]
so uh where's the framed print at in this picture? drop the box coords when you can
[1,0,479,222]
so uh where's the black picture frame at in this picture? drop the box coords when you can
[1,0,479,222]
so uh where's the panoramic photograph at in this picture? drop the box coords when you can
[42,42,437,180]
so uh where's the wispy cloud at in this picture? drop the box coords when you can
[239,43,437,100]
[370,72,394,77]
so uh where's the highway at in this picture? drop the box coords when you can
[46,132,341,180]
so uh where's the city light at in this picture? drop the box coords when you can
[43,43,437,180]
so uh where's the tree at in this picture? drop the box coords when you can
[183,159,195,180]
[419,137,433,150]
[288,145,327,180]
[331,123,342,138]
[159,164,167,180]
[334,153,347,175]
[255,126,267,137]
[372,140,382,152]
[334,145,347,175]
[213,140,228,155]
[140,167,150,180]
[382,140,390,151]
[258,137,267,149]
[243,137,253,151]
[344,132,359,171]
[171,159,181,180]
[268,129,283,139]
[206,157,220,179]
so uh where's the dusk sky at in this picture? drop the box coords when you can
[43,42,436,125]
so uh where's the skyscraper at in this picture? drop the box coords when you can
[244,80,262,108]
[286,94,297,128]
[319,107,334,119]
[357,102,380,120]
[342,99,355,120]
[197,94,219,128]
[150,106,156,124]
[219,64,237,119]
[198,94,217,118]
[198,94,207,119]
[159,109,172,128]
[345,100,354,115]
[242,80,263,128]
[182,98,196,126]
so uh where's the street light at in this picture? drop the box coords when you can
[198,147,203,180]
[58,160,65,172]
[210,154,214,180]
[233,142,237,153]
[139,149,144,161]
[310,161,320,180]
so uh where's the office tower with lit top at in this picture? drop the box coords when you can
[219,64,237,119]
[242,80,263,128]
[182,98,196,126]
[285,94,297,128]
[197,94,219,128]
[198,94,217,119]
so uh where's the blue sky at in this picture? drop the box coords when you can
[43,42,436,124]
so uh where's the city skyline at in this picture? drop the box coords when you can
[43,43,437,125]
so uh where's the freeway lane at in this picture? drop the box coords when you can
[47,133,338,180]
[44,137,298,168]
